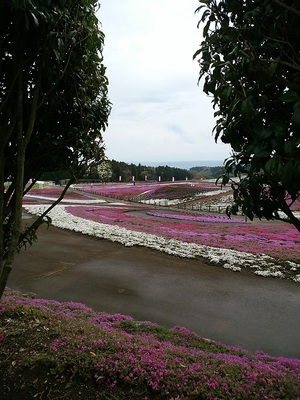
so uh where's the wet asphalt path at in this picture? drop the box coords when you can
[9,221,300,359]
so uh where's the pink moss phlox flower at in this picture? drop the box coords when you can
[75,181,222,202]
[65,205,300,262]
[141,184,212,200]
[2,289,300,399]
[147,211,245,224]
[27,187,94,201]
[76,183,159,200]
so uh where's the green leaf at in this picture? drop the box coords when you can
[253,146,270,159]
[30,11,39,27]
[281,90,299,103]
[241,98,253,122]
[268,56,280,76]
[204,79,216,94]
[292,101,300,128]
[254,129,272,140]
[283,139,294,156]
[265,158,277,175]
[193,49,201,60]
[281,161,294,188]
[203,18,211,37]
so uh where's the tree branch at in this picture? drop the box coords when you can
[273,0,300,17]
[18,178,75,249]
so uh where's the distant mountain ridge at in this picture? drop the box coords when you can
[143,160,224,169]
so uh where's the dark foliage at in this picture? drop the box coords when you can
[195,0,300,231]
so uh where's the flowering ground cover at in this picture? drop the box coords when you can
[75,181,229,204]
[76,183,159,200]
[65,205,300,264]
[189,193,234,210]
[1,289,299,399]
[27,187,89,199]
[147,211,245,224]
[23,204,300,282]
[139,184,214,200]
[24,187,103,204]
[20,183,300,282]
[187,194,300,217]
[290,200,300,211]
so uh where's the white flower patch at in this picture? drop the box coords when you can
[254,270,285,278]
[193,189,232,198]
[140,189,232,207]
[190,194,234,209]
[140,198,182,206]
[293,274,300,283]
[23,204,300,282]
[223,263,242,272]
[278,211,300,220]
[286,261,300,271]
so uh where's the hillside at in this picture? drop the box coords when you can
[190,166,225,179]
[1,289,299,399]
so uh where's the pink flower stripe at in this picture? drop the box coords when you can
[26,187,95,200]
[2,289,300,399]
[76,183,158,200]
[65,205,300,262]
[147,211,245,224]
[75,181,221,201]
[141,185,217,200]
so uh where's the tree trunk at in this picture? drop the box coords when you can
[0,58,41,298]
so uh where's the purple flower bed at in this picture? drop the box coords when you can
[141,184,211,200]
[147,211,245,224]
[2,289,299,399]
[66,205,300,262]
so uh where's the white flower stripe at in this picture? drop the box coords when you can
[23,204,300,283]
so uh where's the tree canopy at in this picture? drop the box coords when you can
[0,0,111,297]
[194,0,300,231]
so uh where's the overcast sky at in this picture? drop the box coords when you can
[97,0,231,164]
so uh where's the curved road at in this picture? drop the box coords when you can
[9,219,300,359]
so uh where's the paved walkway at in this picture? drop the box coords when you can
[9,218,300,359]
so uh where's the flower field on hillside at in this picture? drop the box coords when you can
[65,205,300,263]
[76,183,159,200]
[1,289,299,399]
[25,187,102,204]
[75,181,230,204]
[22,182,300,282]
[3,182,298,399]
[23,203,300,282]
